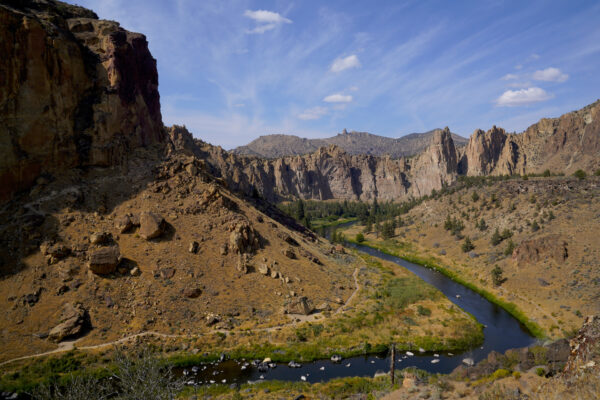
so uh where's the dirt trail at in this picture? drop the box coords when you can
[0,267,360,367]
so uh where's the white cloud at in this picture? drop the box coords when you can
[502,73,518,80]
[496,87,553,107]
[244,10,291,34]
[298,106,328,120]
[330,54,361,72]
[532,67,569,82]
[323,93,353,103]
[528,53,540,60]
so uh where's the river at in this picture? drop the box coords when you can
[186,221,536,385]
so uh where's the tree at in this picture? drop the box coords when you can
[355,233,365,243]
[364,220,373,233]
[381,221,395,239]
[573,169,587,180]
[492,266,504,286]
[477,218,487,231]
[472,191,480,202]
[462,236,475,252]
[295,200,305,220]
[491,228,502,246]
[504,239,515,256]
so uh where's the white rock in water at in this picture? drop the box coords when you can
[406,351,414,356]
[431,359,440,364]
[301,376,307,381]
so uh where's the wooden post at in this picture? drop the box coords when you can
[390,343,395,385]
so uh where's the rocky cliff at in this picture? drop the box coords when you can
[170,126,459,202]
[0,0,165,202]
[459,100,600,176]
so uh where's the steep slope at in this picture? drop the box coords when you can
[0,0,165,202]
[234,128,468,158]
[0,0,357,362]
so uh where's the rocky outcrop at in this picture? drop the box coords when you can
[0,0,164,202]
[512,235,568,265]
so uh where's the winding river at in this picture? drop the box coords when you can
[188,222,536,385]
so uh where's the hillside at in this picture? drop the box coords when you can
[338,176,600,337]
[233,129,468,158]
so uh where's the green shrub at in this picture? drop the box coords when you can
[491,266,504,286]
[573,169,587,180]
[355,233,365,243]
[536,367,546,377]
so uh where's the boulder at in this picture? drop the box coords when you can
[258,264,269,275]
[286,296,313,315]
[114,215,133,233]
[90,232,111,245]
[42,243,71,264]
[139,212,165,240]
[48,303,88,342]
[88,246,120,274]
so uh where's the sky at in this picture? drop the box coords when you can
[67,0,600,149]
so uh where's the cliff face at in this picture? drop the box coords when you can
[0,0,164,201]
[168,125,458,202]
[459,100,600,176]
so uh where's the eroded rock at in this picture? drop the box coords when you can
[48,303,88,342]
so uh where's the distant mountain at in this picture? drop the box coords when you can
[233,129,468,158]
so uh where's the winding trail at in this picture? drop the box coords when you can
[0,267,360,367]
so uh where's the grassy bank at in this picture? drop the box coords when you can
[311,216,358,229]
[345,237,546,339]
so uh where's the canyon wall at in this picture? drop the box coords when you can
[0,0,165,201]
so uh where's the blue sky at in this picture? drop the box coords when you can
[68,0,600,149]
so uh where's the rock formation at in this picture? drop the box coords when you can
[459,100,600,176]
[168,125,459,202]
[0,0,164,202]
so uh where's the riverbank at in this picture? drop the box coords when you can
[342,231,545,339]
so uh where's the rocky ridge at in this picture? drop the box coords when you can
[233,128,468,158]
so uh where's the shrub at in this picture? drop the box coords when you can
[573,169,587,180]
[472,191,480,202]
[417,305,431,316]
[355,233,365,243]
[461,237,475,253]
[536,367,546,377]
[531,220,540,232]
[595,169,600,176]
[492,266,504,286]
[542,169,551,177]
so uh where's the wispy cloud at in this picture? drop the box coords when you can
[330,54,361,72]
[298,106,328,120]
[502,73,518,80]
[244,9,292,34]
[496,87,553,106]
[532,67,569,82]
[323,94,353,103]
